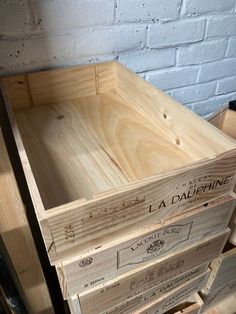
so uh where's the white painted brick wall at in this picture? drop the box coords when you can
[118,48,175,72]
[116,0,181,22]
[147,19,205,48]
[206,15,236,39]
[198,58,236,83]
[76,25,146,56]
[181,0,235,15]
[1,0,236,117]
[176,39,227,65]
[216,76,236,95]
[0,1,29,35]
[169,81,217,103]
[146,66,199,90]
[31,0,115,30]
[226,38,236,57]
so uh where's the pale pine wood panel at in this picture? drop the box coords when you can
[44,153,236,263]
[15,97,129,208]
[1,75,33,109]
[166,293,203,314]
[78,230,229,313]
[132,270,209,314]
[203,292,236,314]
[115,62,235,159]
[58,195,234,297]
[28,65,97,106]
[0,130,53,314]
[222,109,236,140]
[68,91,194,181]
[202,278,236,311]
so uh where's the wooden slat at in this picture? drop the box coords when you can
[28,65,97,106]
[201,278,236,311]
[0,130,53,313]
[222,109,236,140]
[45,152,236,263]
[166,293,203,314]
[203,242,236,293]
[115,62,236,158]
[67,267,207,314]
[132,270,209,314]
[207,108,236,246]
[14,96,129,208]
[96,62,116,94]
[206,105,228,129]
[203,291,236,314]
[57,195,234,297]
[1,75,33,110]
[78,229,229,313]
[99,264,208,314]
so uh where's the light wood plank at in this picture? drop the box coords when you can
[78,230,229,313]
[222,109,236,140]
[15,96,129,208]
[57,195,234,297]
[1,75,32,109]
[166,293,203,314]
[132,270,209,314]
[115,62,236,159]
[202,278,236,311]
[0,130,53,314]
[45,153,236,263]
[203,242,236,293]
[203,291,236,314]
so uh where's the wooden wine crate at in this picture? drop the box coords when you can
[97,264,207,314]
[201,277,236,311]
[202,241,236,294]
[57,195,235,297]
[67,296,81,314]
[203,291,236,314]
[128,269,209,314]
[207,106,236,139]
[1,62,236,264]
[77,229,229,314]
[208,106,236,247]
[165,293,203,314]
[67,266,207,314]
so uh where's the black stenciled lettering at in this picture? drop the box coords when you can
[64,224,75,240]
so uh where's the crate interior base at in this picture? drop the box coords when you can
[15,91,196,209]
[3,61,235,211]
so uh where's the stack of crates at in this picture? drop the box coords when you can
[1,62,236,314]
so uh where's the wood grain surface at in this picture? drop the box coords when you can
[1,61,236,264]
[0,130,53,313]
[78,229,229,313]
[57,194,234,297]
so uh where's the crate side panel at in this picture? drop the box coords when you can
[46,152,236,263]
[85,264,208,314]
[27,65,97,106]
[115,62,236,157]
[59,195,234,296]
[78,230,228,310]
[1,75,33,109]
[133,270,209,314]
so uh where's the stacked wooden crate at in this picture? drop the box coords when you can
[200,107,236,312]
[1,62,236,314]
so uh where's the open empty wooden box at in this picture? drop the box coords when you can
[165,293,203,314]
[1,61,236,264]
[208,106,236,245]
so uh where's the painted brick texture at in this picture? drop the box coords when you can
[1,0,236,116]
